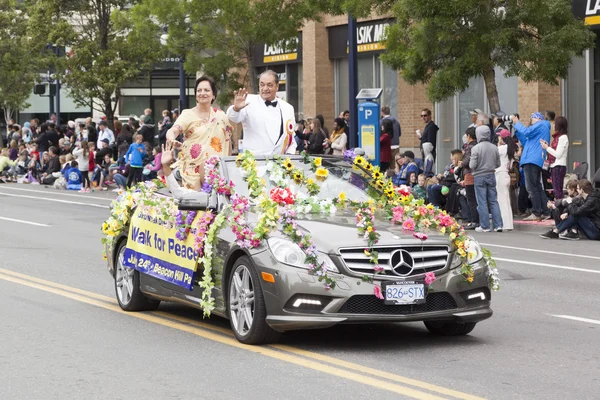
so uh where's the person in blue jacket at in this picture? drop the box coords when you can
[512,112,551,221]
[391,151,420,186]
[65,160,83,191]
[125,133,146,188]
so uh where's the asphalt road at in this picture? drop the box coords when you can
[1,184,599,400]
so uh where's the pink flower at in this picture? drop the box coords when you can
[402,218,415,231]
[413,232,428,241]
[190,144,202,159]
[397,185,411,197]
[373,284,384,300]
[424,272,436,285]
[373,265,385,274]
[391,206,404,223]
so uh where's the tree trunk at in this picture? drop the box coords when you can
[483,64,501,114]
[104,97,114,131]
[248,55,258,94]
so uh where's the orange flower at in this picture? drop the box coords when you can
[210,137,223,152]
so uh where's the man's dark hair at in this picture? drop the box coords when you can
[422,108,432,116]
[381,106,391,115]
[40,123,48,133]
[195,76,218,104]
[48,122,56,130]
[343,110,350,115]
[99,120,108,127]
[466,127,477,141]
[578,179,593,194]
[545,110,556,121]
[78,123,86,129]
[49,146,58,156]
[71,160,78,168]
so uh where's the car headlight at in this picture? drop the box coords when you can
[267,237,339,273]
[450,237,484,269]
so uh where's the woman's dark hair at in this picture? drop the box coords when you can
[466,126,477,141]
[504,135,517,161]
[40,123,48,133]
[334,117,345,129]
[555,116,568,136]
[381,119,393,135]
[315,115,325,128]
[195,76,218,104]
[578,179,593,194]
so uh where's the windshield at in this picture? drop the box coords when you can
[224,157,373,202]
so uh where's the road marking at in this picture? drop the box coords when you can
[0,270,484,400]
[155,311,484,400]
[494,258,600,274]
[0,185,113,201]
[480,243,600,261]
[0,216,50,227]
[0,191,109,209]
[548,314,600,326]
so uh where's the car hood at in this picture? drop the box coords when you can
[250,210,452,254]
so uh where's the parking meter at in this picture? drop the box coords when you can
[356,89,383,166]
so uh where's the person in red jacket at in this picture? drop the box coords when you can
[380,119,393,172]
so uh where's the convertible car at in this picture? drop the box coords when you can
[105,155,493,344]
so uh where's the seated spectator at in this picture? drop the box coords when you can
[0,148,18,180]
[9,140,18,161]
[427,150,462,208]
[40,147,61,185]
[391,151,419,186]
[541,180,581,239]
[143,146,163,180]
[412,173,427,200]
[541,179,600,240]
[64,160,83,191]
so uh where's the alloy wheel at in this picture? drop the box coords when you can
[229,264,256,336]
[115,246,135,306]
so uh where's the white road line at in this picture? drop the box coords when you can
[495,257,600,274]
[480,243,600,261]
[0,216,50,227]
[0,186,112,201]
[0,192,109,209]
[548,314,600,326]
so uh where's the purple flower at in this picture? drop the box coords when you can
[201,182,212,193]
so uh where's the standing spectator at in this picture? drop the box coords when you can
[541,116,569,199]
[294,120,306,153]
[297,119,326,155]
[327,118,347,156]
[125,134,146,188]
[36,123,50,153]
[380,106,401,146]
[138,115,155,144]
[492,111,509,144]
[117,123,134,147]
[143,108,154,125]
[417,108,438,175]
[550,179,600,240]
[73,140,91,192]
[495,129,516,231]
[315,115,329,139]
[512,112,551,221]
[461,127,479,230]
[341,110,350,135]
[470,125,503,232]
[22,123,32,144]
[46,123,60,148]
[96,120,115,149]
[379,119,393,172]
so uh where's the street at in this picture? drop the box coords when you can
[1,185,599,400]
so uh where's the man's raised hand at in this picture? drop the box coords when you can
[233,88,249,112]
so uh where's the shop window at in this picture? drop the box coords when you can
[120,96,150,117]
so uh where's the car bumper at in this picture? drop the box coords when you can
[253,252,493,332]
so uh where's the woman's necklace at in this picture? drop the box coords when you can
[196,106,211,124]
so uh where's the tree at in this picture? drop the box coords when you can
[25,0,165,127]
[337,0,595,113]
[0,0,42,138]
[132,0,328,104]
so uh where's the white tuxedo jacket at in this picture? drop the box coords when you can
[227,94,297,155]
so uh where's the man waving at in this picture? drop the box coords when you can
[227,70,297,155]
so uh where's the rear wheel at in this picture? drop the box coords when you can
[424,321,477,336]
[115,241,160,311]
[228,256,280,344]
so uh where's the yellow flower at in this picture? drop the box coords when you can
[354,156,366,166]
[440,227,446,234]
[367,226,373,232]
[364,249,371,256]
[307,178,315,185]
[467,276,474,283]
[313,157,322,167]
[283,158,294,171]
[372,171,383,180]
[449,232,457,240]
[315,167,329,182]
[365,163,373,171]
[375,180,385,190]
[293,172,303,184]
[338,192,347,202]
[468,250,477,260]
[458,248,466,257]
[426,204,434,210]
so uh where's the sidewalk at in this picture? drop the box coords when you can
[513,217,554,233]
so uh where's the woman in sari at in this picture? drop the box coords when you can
[166,76,233,190]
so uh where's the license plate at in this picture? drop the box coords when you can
[382,281,426,305]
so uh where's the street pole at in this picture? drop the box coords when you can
[55,45,61,127]
[179,57,188,111]
[348,16,359,149]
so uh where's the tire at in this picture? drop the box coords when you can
[114,240,160,312]
[227,256,280,345]
[424,321,477,336]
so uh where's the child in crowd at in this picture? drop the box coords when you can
[9,140,18,161]
[158,109,171,130]
[143,145,163,180]
[11,150,29,177]
[96,153,113,191]
[125,134,146,188]
[0,148,17,180]
[412,173,428,200]
[28,143,39,163]
[64,160,83,191]
[73,140,91,192]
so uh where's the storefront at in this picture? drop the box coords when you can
[328,19,398,119]
[252,34,303,114]
[567,0,600,178]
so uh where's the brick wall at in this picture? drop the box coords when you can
[397,76,434,152]
[517,79,562,125]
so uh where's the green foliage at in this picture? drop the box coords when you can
[337,0,595,112]
[133,0,329,104]
[25,0,164,121]
[0,0,43,115]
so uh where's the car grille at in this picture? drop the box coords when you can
[338,245,450,278]
[337,292,458,315]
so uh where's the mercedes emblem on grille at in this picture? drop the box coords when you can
[389,249,415,276]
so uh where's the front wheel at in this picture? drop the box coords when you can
[424,321,477,336]
[115,241,160,311]
[228,256,280,344]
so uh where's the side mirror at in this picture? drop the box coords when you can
[178,192,210,211]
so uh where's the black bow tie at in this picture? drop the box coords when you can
[265,100,278,107]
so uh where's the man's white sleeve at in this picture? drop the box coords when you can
[166,173,193,200]
[226,105,248,124]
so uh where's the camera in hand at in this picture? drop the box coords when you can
[501,113,519,122]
